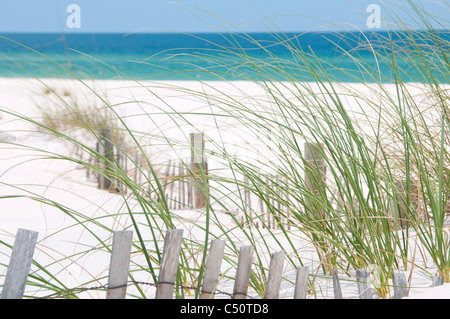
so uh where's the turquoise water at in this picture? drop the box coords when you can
[0,31,448,82]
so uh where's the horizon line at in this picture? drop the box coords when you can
[0,28,446,35]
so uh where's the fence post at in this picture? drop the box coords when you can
[392,272,408,299]
[332,269,343,299]
[178,162,184,209]
[1,229,39,299]
[264,251,285,299]
[258,180,266,229]
[232,245,254,299]
[168,162,176,209]
[98,128,114,191]
[162,159,172,206]
[200,240,226,299]
[190,132,208,209]
[270,177,277,228]
[294,266,309,299]
[243,175,252,228]
[432,276,444,287]
[156,229,184,299]
[106,230,133,299]
[134,151,142,185]
[115,142,127,193]
[304,142,327,216]
[356,268,373,299]
[264,176,271,229]
[275,174,282,229]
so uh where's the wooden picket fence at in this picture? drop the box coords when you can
[1,228,444,299]
[93,130,207,209]
[90,130,445,233]
[92,130,296,230]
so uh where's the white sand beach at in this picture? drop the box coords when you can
[0,77,449,299]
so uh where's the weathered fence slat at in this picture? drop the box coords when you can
[6,227,450,300]
[232,245,254,299]
[134,151,143,185]
[98,128,114,191]
[167,163,175,209]
[156,229,184,299]
[162,159,172,203]
[200,240,226,299]
[332,269,343,299]
[264,251,285,299]
[275,174,282,229]
[115,142,126,193]
[258,192,265,229]
[190,132,208,209]
[243,175,252,228]
[265,176,272,229]
[304,142,327,221]
[392,272,408,299]
[107,230,133,299]
[178,163,184,209]
[356,268,373,299]
[304,143,326,193]
[294,266,309,299]
[1,229,39,299]
[432,276,444,287]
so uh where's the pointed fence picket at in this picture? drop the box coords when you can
[0,228,444,299]
[232,245,254,299]
[294,266,309,299]
[392,272,408,299]
[264,251,285,299]
[1,229,38,299]
[200,240,225,299]
[106,230,133,299]
[155,229,184,299]
[332,269,343,299]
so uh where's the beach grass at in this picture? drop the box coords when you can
[0,0,449,299]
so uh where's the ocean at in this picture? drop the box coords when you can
[0,31,448,83]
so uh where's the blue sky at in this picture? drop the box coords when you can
[0,0,447,33]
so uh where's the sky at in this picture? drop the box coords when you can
[0,0,448,34]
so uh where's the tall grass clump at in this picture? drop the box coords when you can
[0,0,448,299]
[136,0,450,297]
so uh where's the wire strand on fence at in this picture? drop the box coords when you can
[37,280,249,299]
